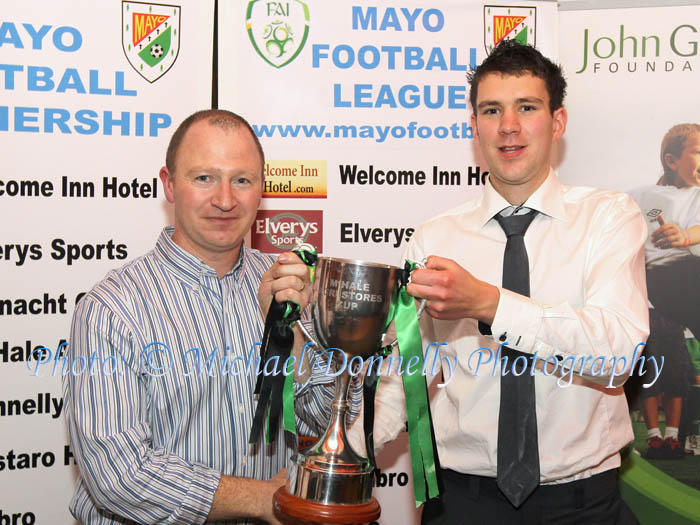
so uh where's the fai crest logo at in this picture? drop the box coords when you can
[484,5,536,54]
[246,0,310,68]
[122,2,181,83]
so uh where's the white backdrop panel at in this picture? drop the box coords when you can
[557,5,700,190]
[0,1,214,522]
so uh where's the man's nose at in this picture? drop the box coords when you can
[499,108,520,135]
[211,181,235,210]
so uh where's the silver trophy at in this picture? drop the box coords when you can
[274,256,404,524]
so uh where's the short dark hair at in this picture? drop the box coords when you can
[468,40,567,114]
[165,109,265,174]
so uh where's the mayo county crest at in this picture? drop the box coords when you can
[484,5,536,54]
[246,0,310,68]
[122,2,181,82]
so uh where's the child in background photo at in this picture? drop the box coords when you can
[629,123,700,459]
[684,335,700,455]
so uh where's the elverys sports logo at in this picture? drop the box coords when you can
[246,0,310,68]
[122,2,181,82]
[251,210,323,253]
[484,5,536,53]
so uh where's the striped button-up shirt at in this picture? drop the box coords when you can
[64,228,332,524]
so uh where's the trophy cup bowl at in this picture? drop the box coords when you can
[273,257,401,524]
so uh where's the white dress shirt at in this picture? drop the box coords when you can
[361,170,649,484]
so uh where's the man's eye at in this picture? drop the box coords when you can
[483,108,499,115]
[521,105,536,112]
[235,177,251,185]
[195,175,211,182]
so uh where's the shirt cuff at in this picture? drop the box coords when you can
[490,287,543,354]
[182,464,222,524]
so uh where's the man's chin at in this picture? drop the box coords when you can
[208,239,244,252]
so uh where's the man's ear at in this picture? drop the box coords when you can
[159,166,175,204]
[552,107,567,142]
[471,112,479,140]
[664,152,679,172]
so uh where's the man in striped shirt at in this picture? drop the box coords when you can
[64,110,327,524]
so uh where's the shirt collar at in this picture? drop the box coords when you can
[154,227,247,288]
[476,168,567,228]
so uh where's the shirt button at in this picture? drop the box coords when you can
[239,404,245,414]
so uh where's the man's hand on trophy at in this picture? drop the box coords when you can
[208,469,288,523]
[407,255,499,323]
[262,468,287,525]
[258,251,313,317]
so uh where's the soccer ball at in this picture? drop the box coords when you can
[150,44,164,58]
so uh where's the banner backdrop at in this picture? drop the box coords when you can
[8,1,698,524]
[0,1,213,522]
[218,1,558,523]
[558,4,700,524]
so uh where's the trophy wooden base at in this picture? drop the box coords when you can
[273,487,381,525]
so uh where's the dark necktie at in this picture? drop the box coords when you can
[494,208,539,508]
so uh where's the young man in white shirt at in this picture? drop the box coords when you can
[365,40,649,524]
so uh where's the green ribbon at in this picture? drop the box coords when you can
[279,245,318,438]
[394,260,440,506]
[275,301,299,439]
[261,300,300,444]
[282,358,296,435]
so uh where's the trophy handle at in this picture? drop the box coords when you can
[295,320,321,349]
[415,297,428,318]
[290,241,323,351]
[383,257,428,350]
